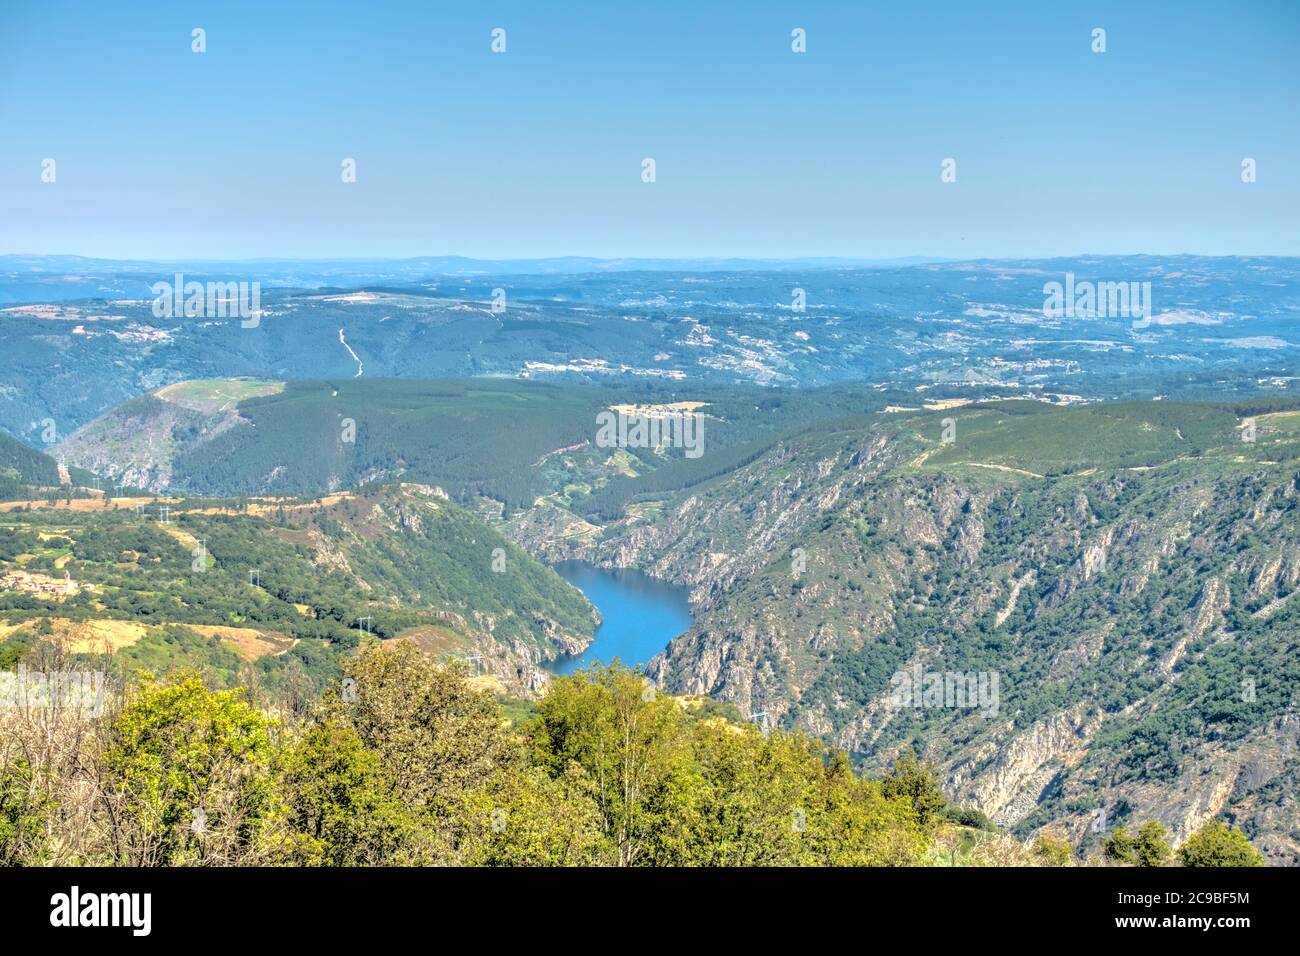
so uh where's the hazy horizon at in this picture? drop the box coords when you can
[5,250,1300,267]
[3,0,1296,260]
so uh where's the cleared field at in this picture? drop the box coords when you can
[0,618,295,661]
[183,625,296,661]
[155,378,284,412]
[65,620,150,653]
[0,618,149,654]
[0,496,173,513]
[184,493,355,518]
[914,401,1242,476]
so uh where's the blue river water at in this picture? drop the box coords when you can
[547,561,693,676]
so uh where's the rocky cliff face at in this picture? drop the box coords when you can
[508,412,1300,863]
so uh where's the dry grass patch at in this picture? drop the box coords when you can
[385,624,469,657]
[184,625,296,661]
[159,525,201,550]
[1,618,152,653]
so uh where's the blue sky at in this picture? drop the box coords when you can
[1,0,1296,260]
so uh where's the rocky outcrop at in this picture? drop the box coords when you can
[1160,576,1229,675]
[948,705,1104,825]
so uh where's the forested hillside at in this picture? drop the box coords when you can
[0,484,595,697]
[57,377,899,511]
[0,432,61,503]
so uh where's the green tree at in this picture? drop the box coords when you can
[530,666,929,867]
[1133,820,1173,866]
[529,665,692,866]
[1177,820,1265,867]
[459,762,607,867]
[881,753,948,831]
[806,750,929,866]
[277,721,416,865]
[319,643,606,864]
[1032,833,1075,866]
[1104,821,1171,866]
[674,721,838,866]
[1102,826,1137,864]
[322,644,515,807]
[102,675,279,865]
[0,758,50,865]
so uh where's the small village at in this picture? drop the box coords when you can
[0,568,81,600]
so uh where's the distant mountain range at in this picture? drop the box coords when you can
[0,254,951,304]
[2,255,1297,444]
